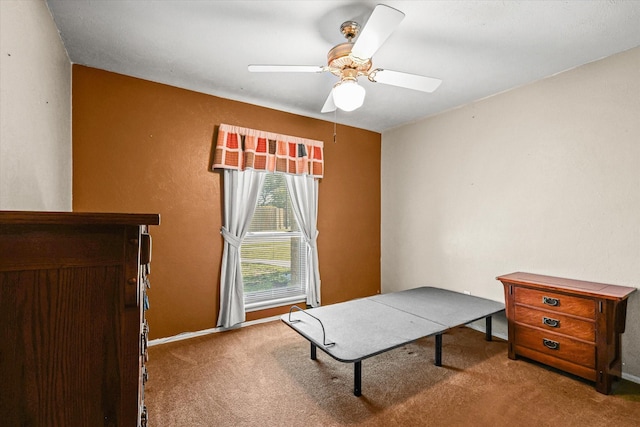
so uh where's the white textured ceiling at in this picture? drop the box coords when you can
[46,0,640,133]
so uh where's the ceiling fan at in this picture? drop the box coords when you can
[248,4,442,113]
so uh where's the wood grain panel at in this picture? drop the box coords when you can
[514,345,597,382]
[0,266,123,426]
[514,304,595,342]
[0,224,124,271]
[514,286,595,318]
[514,324,595,368]
[498,272,636,300]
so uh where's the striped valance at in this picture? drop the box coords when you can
[212,124,324,178]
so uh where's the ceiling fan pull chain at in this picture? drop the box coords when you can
[333,110,337,144]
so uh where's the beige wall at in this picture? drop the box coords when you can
[381,47,640,379]
[0,0,71,211]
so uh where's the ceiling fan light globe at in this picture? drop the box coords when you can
[332,80,366,112]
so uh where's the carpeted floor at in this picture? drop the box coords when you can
[145,320,640,426]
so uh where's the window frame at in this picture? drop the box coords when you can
[241,175,308,312]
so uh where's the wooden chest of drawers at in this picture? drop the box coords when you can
[497,272,636,394]
[0,211,159,426]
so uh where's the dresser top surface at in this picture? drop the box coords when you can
[497,272,637,300]
[0,211,160,226]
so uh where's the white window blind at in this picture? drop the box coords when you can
[241,174,307,310]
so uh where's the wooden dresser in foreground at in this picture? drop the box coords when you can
[497,272,636,394]
[0,211,160,426]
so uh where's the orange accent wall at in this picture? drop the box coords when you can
[72,65,381,339]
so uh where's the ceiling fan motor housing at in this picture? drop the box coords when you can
[327,42,372,77]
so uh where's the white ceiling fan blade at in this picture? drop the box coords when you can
[370,69,442,93]
[248,65,324,73]
[321,89,336,113]
[351,4,405,60]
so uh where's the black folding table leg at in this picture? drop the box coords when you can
[354,361,362,396]
[435,334,442,366]
[485,316,492,341]
[310,342,317,360]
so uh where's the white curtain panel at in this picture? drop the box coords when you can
[217,169,266,328]
[285,174,321,307]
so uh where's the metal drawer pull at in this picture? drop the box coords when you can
[542,296,560,306]
[543,338,560,350]
[542,317,560,328]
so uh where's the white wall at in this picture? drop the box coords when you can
[382,47,640,379]
[0,0,72,211]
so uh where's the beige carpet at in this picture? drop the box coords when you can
[146,320,640,426]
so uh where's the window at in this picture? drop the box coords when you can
[241,173,307,311]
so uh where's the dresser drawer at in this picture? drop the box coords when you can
[514,287,595,318]
[514,324,595,368]
[514,305,595,342]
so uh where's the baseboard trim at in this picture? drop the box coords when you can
[148,315,281,347]
[464,323,508,341]
[621,372,640,384]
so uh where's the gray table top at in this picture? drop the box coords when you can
[281,287,505,362]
